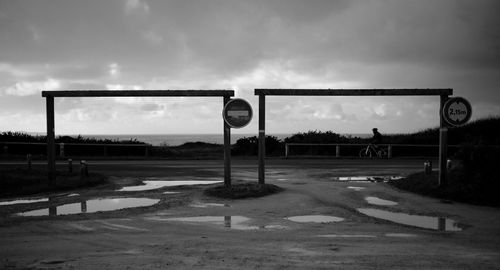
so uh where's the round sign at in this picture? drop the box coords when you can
[223,98,253,128]
[442,97,472,127]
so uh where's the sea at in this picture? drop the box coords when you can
[76,133,371,146]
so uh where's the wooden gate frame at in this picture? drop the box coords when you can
[42,90,235,187]
[254,88,453,186]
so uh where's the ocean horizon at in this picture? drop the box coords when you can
[65,133,372,146]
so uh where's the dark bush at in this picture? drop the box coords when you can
[232,135,284,156]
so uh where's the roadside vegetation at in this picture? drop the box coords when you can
[389,144,500,207]
[0,168,107,197]
[2,117,499,158]
[385,117,500,207]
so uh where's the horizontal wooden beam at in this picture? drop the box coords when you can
[42,90,235,97]
[254,88,453,96]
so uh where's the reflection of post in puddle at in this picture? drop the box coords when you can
[438,217,446,231]
[49,205,57,216]
[49,196,57,216]
[81,200,87,213]
[224,216,231,228]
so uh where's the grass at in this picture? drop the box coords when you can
[388,170,500,207]
[204,182,284,199]
[0,168,107,197]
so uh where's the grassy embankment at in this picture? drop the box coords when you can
[388,117,500,207]
[0,168,106,197]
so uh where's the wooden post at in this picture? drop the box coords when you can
[68,159,73,173]
[285,144,289,159]
[223,96,231,187]
[439,95,449,187]
[59,143,65,157]
[258,94,265,184]
[388,145,392,159]
[27,154,32,170]
[336,145,340,158]
[46,96,56,186]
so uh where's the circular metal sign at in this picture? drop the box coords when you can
[442,97,472,127]
[223,98,253,128]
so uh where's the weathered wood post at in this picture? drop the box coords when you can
[258,94,265,184]
[68,158,73,173]
[59,143,65,157]
[336,145,340,158]
[27,154,32,170]
[439,94,449,187]
[223,96,231,187]
[46,95,56,186]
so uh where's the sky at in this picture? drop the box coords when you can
[1,0,499,135]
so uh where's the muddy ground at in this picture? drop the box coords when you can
[1,159,499,269]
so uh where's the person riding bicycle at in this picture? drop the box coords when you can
[371,128,383,150]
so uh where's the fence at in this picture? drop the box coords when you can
[1,142,150,158]
[284,143,464,158]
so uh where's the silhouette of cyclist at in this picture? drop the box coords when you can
[371,128,382,149]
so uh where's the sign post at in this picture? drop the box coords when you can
[439,96,472,186]
[223,98,253,129]
[222,98,253,187]
[442,97,472,127]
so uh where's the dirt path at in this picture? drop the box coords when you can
[1,159,499,269]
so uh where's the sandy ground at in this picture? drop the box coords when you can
[1,159,499,269]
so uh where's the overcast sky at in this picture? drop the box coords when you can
[1,0,499,135]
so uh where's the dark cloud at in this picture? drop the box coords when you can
[0,0,499,133]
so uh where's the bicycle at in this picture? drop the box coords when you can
[359,144,388,158]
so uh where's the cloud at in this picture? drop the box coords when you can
[143,30,163,45]
[0,63,40,78]
[4,78,60,96]
[125,0,150,15]
[108,63,120,77]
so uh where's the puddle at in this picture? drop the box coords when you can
[118,180,222,191]
[260,225,288,230]
[357,208,464,231]
[385,233,418,237]
[317,234,376,238]
[148,216,260,230]
[0,198,49,206]
[335,176,404,182]
[286,215,345,223]
[162,191,181,195]
[16,198,160,217]
[347,186,365,191]
[365,196,398,206]
[189,202,230,208]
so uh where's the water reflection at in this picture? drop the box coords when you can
[286,215,345,223]
[347,186,365,191]
[152,216,259,230]
[118,180,222,191]
[16,197,160,217]
[0,198,49,206]
[335,176,404,182]
[365,196,398,206]
[357,208,464,231]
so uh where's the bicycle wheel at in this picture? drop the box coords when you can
[359,148,372,158]
[377,150,388,158]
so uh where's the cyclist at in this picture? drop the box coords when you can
[371,128,382,150]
